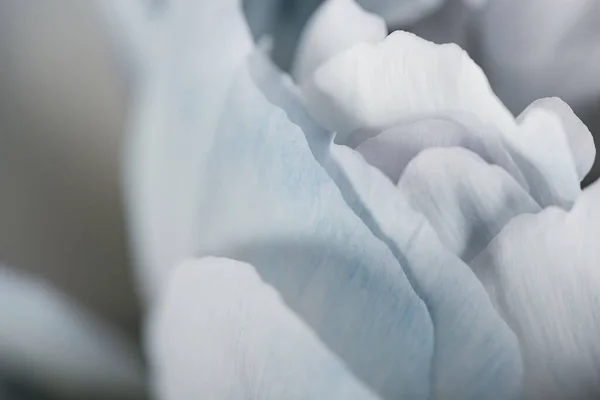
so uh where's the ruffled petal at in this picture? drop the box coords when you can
[148,257,382,400]
[292,0,387,83]
[192,54,433,399]
[470,180,600,399]
[301,30,515,144]
[398,146,540,262]
[0,266,144,399]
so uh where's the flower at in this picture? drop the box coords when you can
[96,0,600,399]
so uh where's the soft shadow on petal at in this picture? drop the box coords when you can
[119,0,254,302]
[470,180,600,399]
[301,30,515,144]
[398,146,540,262]
[292,0,386,83]
[256,53,522,400]
[147,257,382,400]
[0,265,145,400]
[355,113,526,186]
[190,53,433,399]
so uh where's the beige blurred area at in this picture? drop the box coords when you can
[0,0,140,335]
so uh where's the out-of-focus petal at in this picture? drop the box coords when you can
[0,265,145,400]
[292,0,386,83]
[355,114,526,186]
[470,180,600,399]
[398,147,540,262]
[121,0,253,301]
[322,144,522,400]
[148,257,383,400]
[505,106,581,208]
[519,97,596,182]
[302,30,515,144]
[356,0,444,25]
[192,53,433,399]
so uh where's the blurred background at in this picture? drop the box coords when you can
[0,0,598,354]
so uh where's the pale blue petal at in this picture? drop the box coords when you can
[470,180,600,399]
[148,257,383,400]
[192,54,433,399]
[398,146,540,262]
[356,0,445,25]
[0,266,145,399]
[254,53,522,399]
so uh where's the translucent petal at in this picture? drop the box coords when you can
[470,180,600,399]
[192,54,433,399]
[356,0,444,25]
[292,0,386,83]
[398,147,540,262]
[0,266,145,399]
[148,257,383,400]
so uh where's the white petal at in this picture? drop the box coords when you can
[122,0,254,301]
[398,146,540,262]
[192,54,434,399]
[292,0,386,83]
[148,257,382,400]
[470,180,600,399]
[301,30,515,144]
[504,106,581,208]
[520,97,596,181]
[0,266,144,399]
[324,144,523,400]
[356,0,444,25]
[355,114,526,186]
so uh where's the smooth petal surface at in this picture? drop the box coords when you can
[355,114,526,185]
[519,97,596,181]
[470,181,600,399]
[0,265,144,399]
[192,54,433,399]
[356,0,444,25]
[292,0,387,83]
[148,257,382,400]
[302,30,515,144]
[121,0,253,301]
[398,147,540,262]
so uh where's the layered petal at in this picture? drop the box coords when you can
[292,0,386,83]
[301,30,515,144]
[191,54,433,399]
[356,0,444,25]
[470,180,600,399]
[0,265,145,399]
[148,257,382,400]
[398,147,540,262]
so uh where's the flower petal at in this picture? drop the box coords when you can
[398,146,540,262]
[470,180,600,399]
[504,106,581,208]
[121,0,254,301]
[148,257,383,400]
[192,54,433,399]
[355,114,526,186]
[322,143,523,400]
[519,97,596,182]
[301,30,515,144]
[292,0,386,83]
[0,265,144,399]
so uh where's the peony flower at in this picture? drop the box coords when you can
[95,0,599,399]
